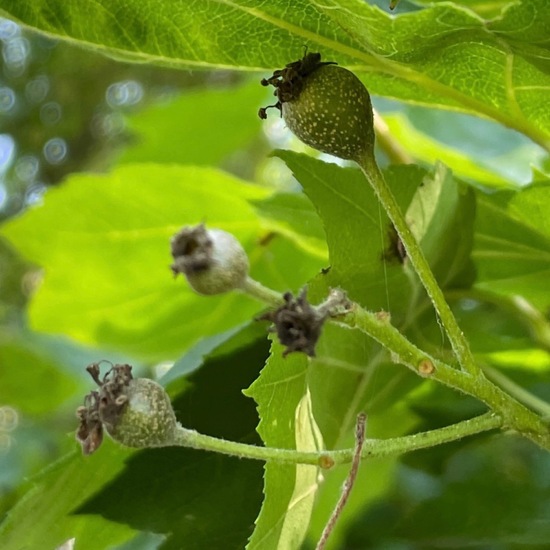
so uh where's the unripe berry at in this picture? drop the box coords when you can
[260,53,375,162]
[103,377,179,449]
[76,363,179,454]
[170,224,249,295]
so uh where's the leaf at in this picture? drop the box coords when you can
[507,182,550,238]
[245,329,421,548]
[396,436,550,545]
[244,343,310,550]
[0,164,323,360]
[0,443,138,550]
[253,192,328,261]
[407,161,476,289]
[473,182,550,312]
[275,151,476,323]
[0,337,78,416]
[275,150,419,319]
[2,0,549,148]
[315,0,550,148]
[383,112,516,189]
[119,79,266,166]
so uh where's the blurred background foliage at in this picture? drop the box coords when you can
[0,0,549,547]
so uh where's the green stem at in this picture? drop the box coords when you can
[241,275,284,307]
[342,303,550,450]
[238,278,550,450]
[357,151,480,377]
[172,412,501,466]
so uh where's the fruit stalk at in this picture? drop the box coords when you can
[173,412,501,465]
[357,149,481,376]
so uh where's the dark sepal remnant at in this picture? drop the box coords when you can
[259,51,337,118]
[257,288,328,357]
[76,362,133,454]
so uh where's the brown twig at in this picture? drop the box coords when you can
[316,413,367,550]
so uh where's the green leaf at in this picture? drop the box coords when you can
[0,337,78,416]
[0,164,323,360]
[0,443,138,550]
[395,436,550,545]
[246,324,422,548]
[473,182,550,312]
[120,80,266,166]
[315,0,550,149]
[82,449,264,550]
[407,162,476,289]
[383,112,516,189]
[245,329,422,549]
[2,0,549,148]
[275,150,419,318]
[275,152,475,324]
[507,182,550,238]
[244,343,311,550]
[253,192,328,261]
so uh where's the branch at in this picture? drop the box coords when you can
[172,412,500,465]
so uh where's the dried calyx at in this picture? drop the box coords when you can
[170,223,249,295]
[258,288,351,357]
[259,51,374,162]
[76,362,178,454]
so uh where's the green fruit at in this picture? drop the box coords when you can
[77,364,179,453]
[282,64,374,162]
[104,377,179,449]
[171,224,249,295]
[259,54,374,162]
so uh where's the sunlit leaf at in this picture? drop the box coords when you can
[2,0,549,148]
[0,164,323,360]
[383,112,515,189]
[120,79,266,166]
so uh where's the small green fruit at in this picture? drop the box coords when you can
[260,53,374,162]
[171,224,249,295]
[104,377,179,449]
[283,64,374,161]
[76,363,179,454]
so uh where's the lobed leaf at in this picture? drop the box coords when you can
[0,164,324,360]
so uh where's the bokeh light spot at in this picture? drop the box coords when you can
[0,405,18,432]
[15,154,40,182]
[25,75,50,103]
[106,80,144,107]
[0,86,16,113]
[43,137,68,165]
[40,101,62,125]
[0,18,20,41]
